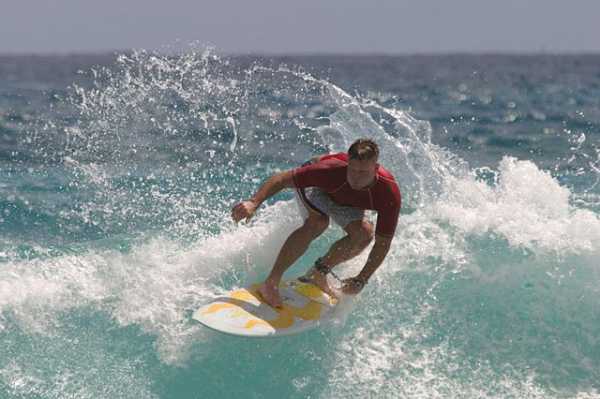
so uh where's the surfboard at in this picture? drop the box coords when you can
[192,279,338,337]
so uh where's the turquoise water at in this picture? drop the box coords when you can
[1,50,600,398]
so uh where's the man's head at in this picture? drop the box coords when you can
[346,139,379,190]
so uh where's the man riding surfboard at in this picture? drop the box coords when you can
[231,139,401,308]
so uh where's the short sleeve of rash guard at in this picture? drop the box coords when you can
[292,161,340,190]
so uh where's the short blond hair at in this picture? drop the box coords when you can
[348,138,379,161]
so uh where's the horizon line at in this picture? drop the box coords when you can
[1,49,600,58]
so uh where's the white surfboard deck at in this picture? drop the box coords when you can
[192,279,338,337]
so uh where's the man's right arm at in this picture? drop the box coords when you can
[249,170,295,207]
[232,155,340,223]
[232,170,296,223]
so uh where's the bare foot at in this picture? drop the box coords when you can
[257,280,283,309]
[309,271,339,300]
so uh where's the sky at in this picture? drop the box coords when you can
[1,0,599,54]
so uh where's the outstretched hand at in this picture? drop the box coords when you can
[231,200,258,223]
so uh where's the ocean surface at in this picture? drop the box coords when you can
[1,49,600,398]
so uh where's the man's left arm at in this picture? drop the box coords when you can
[342,235,393,294]
[357,234,393,281]
[342,182,401,294]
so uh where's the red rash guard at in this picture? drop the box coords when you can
[292,152,402,238]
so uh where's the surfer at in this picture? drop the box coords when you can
[231,139,401,308]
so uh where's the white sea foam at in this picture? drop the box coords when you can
[0,199,302,362]
[432,156,600,254]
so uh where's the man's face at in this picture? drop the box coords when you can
[347,158,378,190]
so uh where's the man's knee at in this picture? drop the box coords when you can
[303,215,329,238]
[346,220,374,247]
